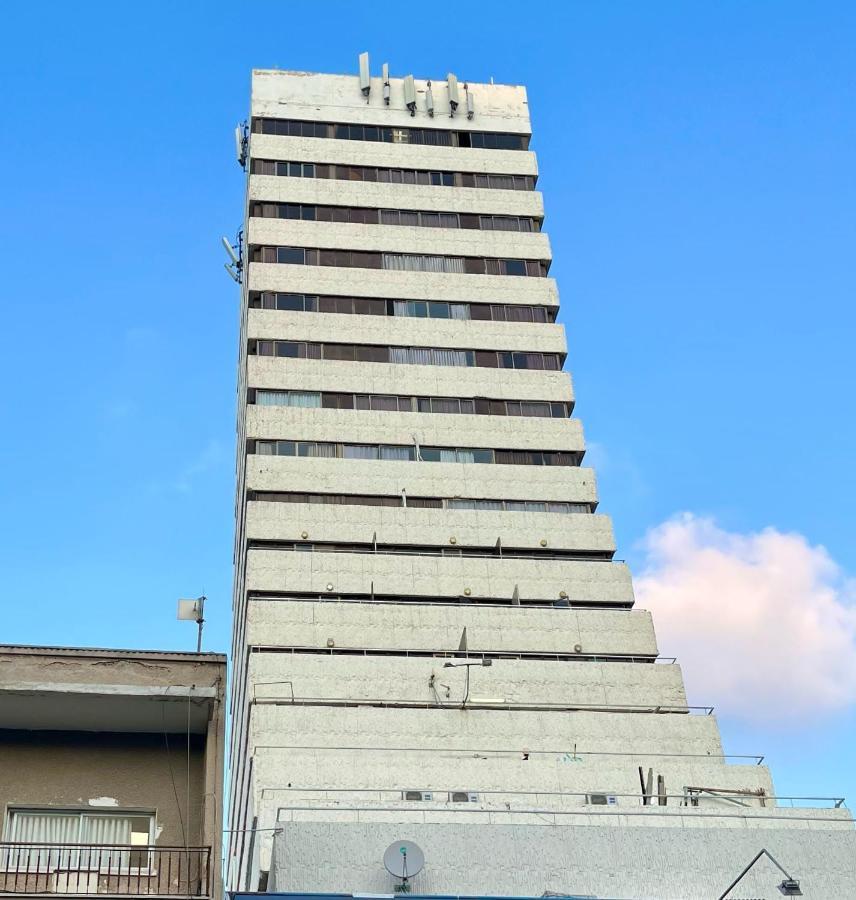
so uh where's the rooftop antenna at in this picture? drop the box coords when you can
[464,83,475,120]
[177,596,206,653]
[382,63,390,105]
[425,80,434,117]
[447,73,460,117]
[383,840,425,893]
[358,51,371,99]
[403,75,417,116]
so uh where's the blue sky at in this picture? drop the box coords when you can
[1,2,854,807]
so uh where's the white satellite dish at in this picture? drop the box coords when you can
[383,840,425,880]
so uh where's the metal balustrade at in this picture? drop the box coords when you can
[0,844,211,897]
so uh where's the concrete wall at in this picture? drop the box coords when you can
[248,356,572,402]
[248,218,551,262]
[245,552,632,604]
[248,309,567,352]
[0,731,204,847]
[244,601,653,656]
[270,819,856,899]
[245,501,617,553]
[246,407,583,454]
[249,174,545,217]
[245,456,595,502]
[248,263,558,306]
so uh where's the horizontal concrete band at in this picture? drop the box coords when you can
[244,600,652,655]
[245,551,632,605]
[249,135,539,176]
[249,174,545,217]
[247,308,568,353]
[245,406,583,453]
[248,218,552,261]
[247,654,687,707]
[248,356,574,402]
[245,502,616,552]
[248,264,559,306]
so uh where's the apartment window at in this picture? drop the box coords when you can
[255,390,321,408]
[253,246,547,276]
[251,390,569,419]
[250,441,578,467]
[253,160,536,190]
[252,161,317,178]
[478,215,536,232]
[251,292,554,323]
[274,247,310,265]
[253,118,529,150]
[4,810,153,869]
[382,253,467,274]
[251,340,561,371]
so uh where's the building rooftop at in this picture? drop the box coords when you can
[0,643,227,662]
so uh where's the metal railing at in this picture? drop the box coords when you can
[267,785,846,810]
[0,844,211,897]
[251,693,715,715]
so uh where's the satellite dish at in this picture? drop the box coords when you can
[383,840,425,879]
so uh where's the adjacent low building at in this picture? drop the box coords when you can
[0,645,226,899]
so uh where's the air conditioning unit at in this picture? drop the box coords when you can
[585,793,618,806]
[403,790,433,801]
[449,791,479,803]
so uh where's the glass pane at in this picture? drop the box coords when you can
[277,247,305,265]
[277,293,305,312]
[504,259,527,276]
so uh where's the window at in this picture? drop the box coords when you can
[4,810,153,870]
[253,118,528,151]
[252,340,561,372]
[275,247,307,265]
[255,247,546,276]
[251,441,576,467]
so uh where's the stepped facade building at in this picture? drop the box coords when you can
[227,64,854,899]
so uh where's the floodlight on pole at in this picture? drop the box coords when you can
[177,596,206,653]
[442,658,493,707]
[717,848,802,899]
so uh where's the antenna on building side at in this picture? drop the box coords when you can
[221,231,243,284]
[234,122,249,169]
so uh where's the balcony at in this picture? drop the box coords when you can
[0,845,211,897]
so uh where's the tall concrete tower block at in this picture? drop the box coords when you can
[227,66,854,899]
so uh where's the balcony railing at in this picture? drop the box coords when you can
[0,844,210,897]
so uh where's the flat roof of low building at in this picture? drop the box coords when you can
[0,643,226,662]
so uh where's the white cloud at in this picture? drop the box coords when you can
[635,514,856,722]
[175,438,228,493]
